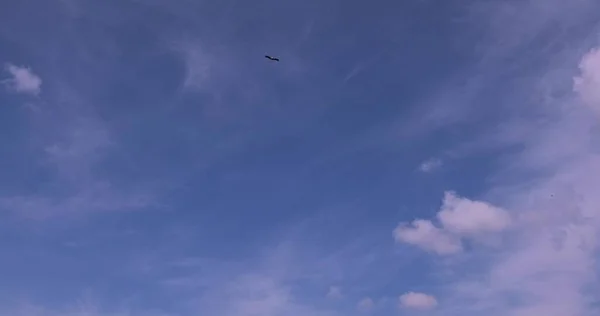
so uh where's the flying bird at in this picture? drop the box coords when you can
[265,55,279,62]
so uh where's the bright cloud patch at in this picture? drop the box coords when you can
[415,42,600,316]
[399,292,438,310]
[394,191,511,254]
[3,63,42,95]
[393,219,462,254]
[437,191,511,236]
[574,48,600,113]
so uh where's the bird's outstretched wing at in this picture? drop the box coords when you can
[265,55,279,61]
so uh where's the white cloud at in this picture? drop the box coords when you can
[399,292,438,310]
[393,191,510,255]
[393,219,462,255]
[574,47,600,116]
[416,1,600,309]
[326,286,343,300]
[419,158,442,172]
[357,297,374,312]
[3,63,42,95]
[438,157,600,316]
[437,191,511,236]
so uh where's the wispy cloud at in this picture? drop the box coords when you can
[159,236,342,316]
[418,157,442,173]
[0,69,159,219]
[0,299,174,316]
[0,181,155,220]
[342,53,382,84]
[174,40,214,93]
[356,297,373,312]
[326,286,343,300]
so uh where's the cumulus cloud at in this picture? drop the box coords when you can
[326,286,343,300]
[414,1,600,311]
[399,292,438,310]
[438,160,600,316]
[437,191,511,236]
[467,44,600,314]
[573,47,600,114]
[3,63,42,95]
[419,158,442,172]
[357,297,374,312]
[393,219,462,255]
[393,191,511,255]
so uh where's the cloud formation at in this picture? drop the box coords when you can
[2,0,600,316]
[419,158,442,173]
[410,19,600,316]
[438,192,511,236]
[393,191,511,255]
[356,298,374,312]
[394,219,462,255]
[399,292,438,310]
[3,64,42,95]
[574,48,600,114]
[326,286,343,300]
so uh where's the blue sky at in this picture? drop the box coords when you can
[1,0,600,315]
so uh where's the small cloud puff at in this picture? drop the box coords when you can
[419,158,442,172]
[399,292,438,310]
[326,286,343,299]
[3,63,42,95]
[357,297,374,312]
[393,219,462,254]
[393,191,511,255]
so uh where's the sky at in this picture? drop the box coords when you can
[1,0,600,315]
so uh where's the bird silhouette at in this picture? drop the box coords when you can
[265,55,280,62]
